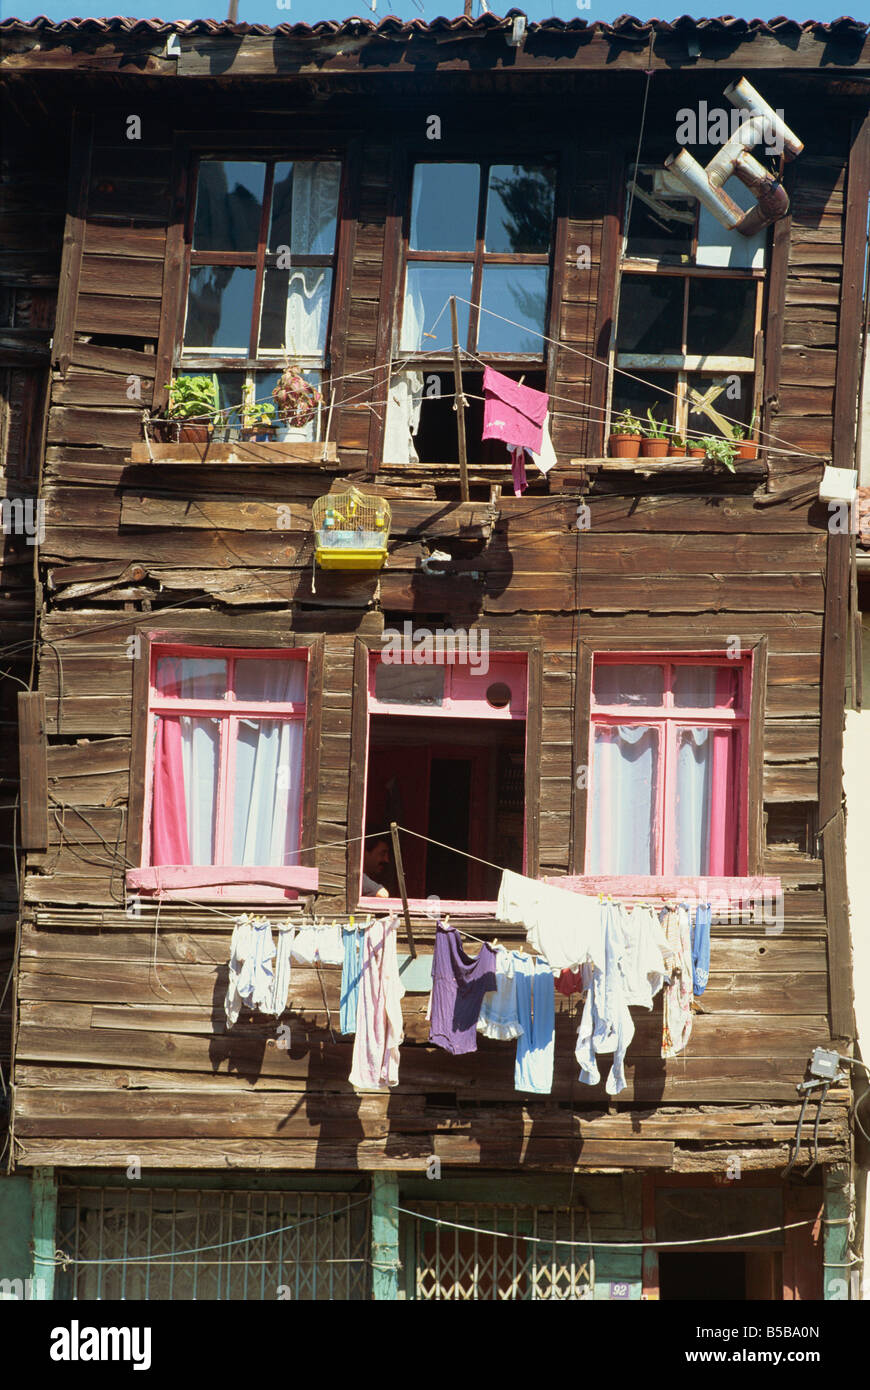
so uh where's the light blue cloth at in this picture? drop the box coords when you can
[692,902,711,996]
[340,926,365,1035]
[477,949,523,1040]
[514,954,555,1094]
[575,901,634,1096]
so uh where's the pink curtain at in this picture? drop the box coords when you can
[151,716,191,865]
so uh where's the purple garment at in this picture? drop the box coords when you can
[429,923,498,1055]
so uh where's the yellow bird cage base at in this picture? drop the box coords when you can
[312,485,391,572]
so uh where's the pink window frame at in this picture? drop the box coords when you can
[357,649,530,915]
[585,653,751,878]
[126,643,317,902]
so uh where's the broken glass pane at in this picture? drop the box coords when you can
[485,164,556,253]
[624,167,695,260]
[193,161,265,253]
[593,664,665,707]
[410,164,479,251]
[616,274,684,355]
[687,277,756,357]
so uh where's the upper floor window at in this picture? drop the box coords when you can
[178,158,342,440]
[146,646,308,891]
[586,655,750,878]
[611,163,766,445]
[387,161,557,465]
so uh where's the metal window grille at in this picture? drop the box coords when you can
[56,1187,370,1301]
[405,1203,593,1301]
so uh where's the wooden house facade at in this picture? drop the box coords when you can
[0,13,868,1301]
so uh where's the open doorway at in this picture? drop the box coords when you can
[359,652,528,906]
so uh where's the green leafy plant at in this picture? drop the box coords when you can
[166,375,218,421]
[730,407,758,443]
[247,401,276,426]
[644,407,670,440]
[669,430,687,451]
[609,407,641,436]
[699,434,737,471]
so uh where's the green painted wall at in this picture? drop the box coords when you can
[0,1175,33,1287]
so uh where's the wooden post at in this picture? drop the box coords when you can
[17,692,49,850]
[389,821,416,958]
[31,1166,57,1300]
[371,1172,400,1300]
[449,296,470,503]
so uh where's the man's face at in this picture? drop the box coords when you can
[364,841,390,878]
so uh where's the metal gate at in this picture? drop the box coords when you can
[56,1186,370,1301]
[404,1202,594,1301]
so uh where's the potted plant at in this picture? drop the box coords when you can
[164,375,218,442]
[272,365,323,430]
[699,435,738,472]
[731,409,759,459]
[245,401,277,441]
[608,407,642,459]
[640,408,670,458]
[684,434,707,459]
[668,429,688,457]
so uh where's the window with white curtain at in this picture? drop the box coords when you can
[178,158,342,441]
[147,647,307,880]
[586,656,750,877]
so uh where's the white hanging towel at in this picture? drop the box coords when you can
[496,869,604,972]
[224,915,276,1027]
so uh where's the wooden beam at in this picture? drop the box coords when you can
[17,692,48,851]
[450,296,470,504]
[390,822,417,959]
[53,110,92,376]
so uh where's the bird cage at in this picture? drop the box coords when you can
[312,485,391,571]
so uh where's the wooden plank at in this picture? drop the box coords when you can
[53,110,92,375]
[127,440,338,465]
[17,692,49,850]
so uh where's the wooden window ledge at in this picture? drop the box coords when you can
[129,441,338,467]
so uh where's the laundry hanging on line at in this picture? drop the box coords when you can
[224,915,295,1026]
[481,366,551,497]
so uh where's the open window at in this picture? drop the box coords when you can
[585,655,751,877]
[610,162,766,446]
[173,157,343,442]
[127,642,321,901]
[385,159,557,465]
[352,646,536,911]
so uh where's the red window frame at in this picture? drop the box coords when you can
[585,653,751,878]
[127,643,318,902]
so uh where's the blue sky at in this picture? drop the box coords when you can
[1,4,864,30]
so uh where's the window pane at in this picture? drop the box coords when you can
[374,663,445,705]
[234,658,306,704]
[270,161,341,254]
[625,167,695,260]
[478,266,548,354]
[184,266,255,352]
[593,664,664,707]
[401,264,472,352]
[193,161,265,253]
[686,373,753,436]
[616,274,684,355]
[588,724,659,874]
[259,267,332,355]
[687,278,756,357]
[151,715,220,866]
[410,164,479,251]
[675,726,738,875]
[485,164,555,253]
[672,666,739,709]
[611,369,677,428]
[232,718,303,866]
[155,656,227,700]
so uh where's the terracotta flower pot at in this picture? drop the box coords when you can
[178,423,210,442]
[668,443,686,456]
[147,419,179,444]
[737,442,759,459]
[640,438,669,457]
[687,446,706,459]
[609,433,642,458]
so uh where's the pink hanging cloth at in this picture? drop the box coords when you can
[482,366,549,498]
